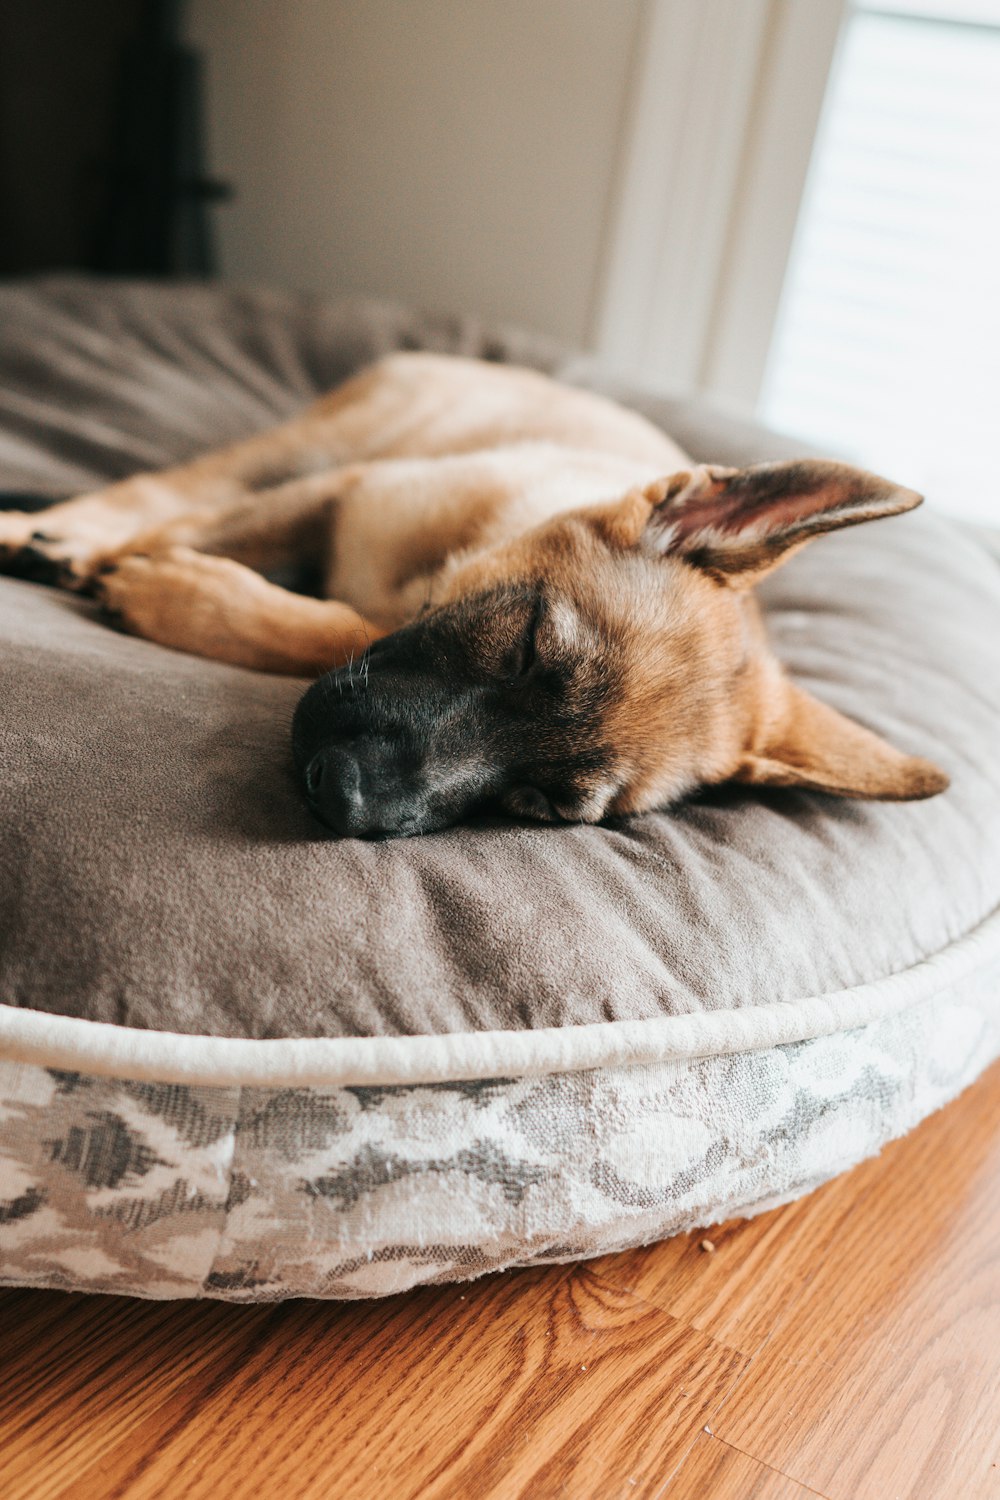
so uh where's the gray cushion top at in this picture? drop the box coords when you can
[1,278,998,1041]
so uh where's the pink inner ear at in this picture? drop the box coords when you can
[672,488,822,544]
[673,466,839,543]
[648,484,797,553]
[647,462,919,560]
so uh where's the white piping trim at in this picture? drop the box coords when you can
[1,903,997,1088]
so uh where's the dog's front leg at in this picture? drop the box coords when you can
[0,407,367,590]
[94,469,356,579]
[94,547,383,675]
[0,357,426,589]
[0,476,205,591]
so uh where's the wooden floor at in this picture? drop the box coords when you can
[3,1060,1000,1500]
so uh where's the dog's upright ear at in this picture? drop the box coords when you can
[735,680,949,800]
[598,457,947,800]
[609,458,944,800]
[634,459,923,585]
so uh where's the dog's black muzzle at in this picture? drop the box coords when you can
[291,631,497,839]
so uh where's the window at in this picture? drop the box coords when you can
[759,1,1000,522]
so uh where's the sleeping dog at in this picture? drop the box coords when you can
[0,353,947,837]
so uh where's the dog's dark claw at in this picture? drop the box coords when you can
[30,530,53,542]
[8,545,72,587]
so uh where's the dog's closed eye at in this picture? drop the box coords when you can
[506,595,543,680]
[503,786,557,821]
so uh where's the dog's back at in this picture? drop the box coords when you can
[308,353,689,471]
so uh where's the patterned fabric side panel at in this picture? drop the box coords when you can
[0,1066,239,1296]
[1,974,997,1301]
[205,979,999,1299]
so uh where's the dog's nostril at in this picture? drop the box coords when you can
[304,753,326,797]
[301,745,371,834]
[299,743,424,838]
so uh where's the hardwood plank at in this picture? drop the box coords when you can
[591,1165,874,1361]
[667,1431,829,1499]
[712,1060,1000,1500]
[0,1266,747,1500]
[105,1267,746,1500]
[0,1294,280,1500]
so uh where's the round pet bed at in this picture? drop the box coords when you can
[1,280,999,1301]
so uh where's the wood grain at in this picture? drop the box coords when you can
[712,1064,1000,1500]
[2,1059,1000,1500]
[591,1160,869,1359]
[666,1432,826,1498]
[0,1268,748,1500]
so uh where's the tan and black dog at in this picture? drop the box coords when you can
[0,352,947,836]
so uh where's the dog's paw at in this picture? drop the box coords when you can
[0,486,165,590]
[4,539,96,589]
[0,511,117,590]
[0,513,51,572]
[95,547,277,658]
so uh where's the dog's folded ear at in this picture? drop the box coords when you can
[735,681,949,801]
[637,460,923,585]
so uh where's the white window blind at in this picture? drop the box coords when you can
[759,3,1000,523]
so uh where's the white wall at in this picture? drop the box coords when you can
[187,0,644,347]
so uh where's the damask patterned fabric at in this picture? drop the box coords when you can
[1,281,998,1300]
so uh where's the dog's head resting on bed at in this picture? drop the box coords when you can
[293,460,948,838]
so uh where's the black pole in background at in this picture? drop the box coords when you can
[92,0,231,275]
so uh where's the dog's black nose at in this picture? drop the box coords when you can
[303,745,423,838]
[304,746,368,835]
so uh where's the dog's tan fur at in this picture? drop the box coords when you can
[0,352,947,814]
